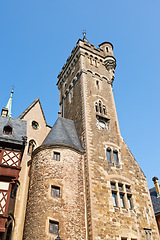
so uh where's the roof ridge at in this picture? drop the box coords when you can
[18,98,47,125]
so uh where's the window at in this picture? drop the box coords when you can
[118,184,123,191]
[106,148,119,165]
[113,151,118,164]
[111,182,116,190]
[28,140,36,155]
[51,186,60,198]
[32,121,39,130]
[53,152,60,161]
[3,126,12,135]
[112,192,117,207]
[127,195,132,209]
[120,194,125,208]
[110,182,133,210]
[95,100,107,115]
[107,148,111,162]
[144,229,152,240]
[49,220,59,234]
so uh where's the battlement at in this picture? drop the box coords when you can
[57,39,116,88]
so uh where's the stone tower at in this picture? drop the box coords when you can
[23,36,159,240]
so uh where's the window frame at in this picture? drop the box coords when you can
[49,220,59,235]
[53,152,60,161]
[51,185,60,198]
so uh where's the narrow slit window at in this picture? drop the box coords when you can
[53,152,60,161]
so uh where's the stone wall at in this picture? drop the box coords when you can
[23,146,86,240]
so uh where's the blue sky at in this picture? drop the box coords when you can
[0,0,160,188]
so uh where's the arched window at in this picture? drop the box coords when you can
[3,126,12,135]
[95,102,98,112]
[28,140,36,155]
[99,100,102,113]
[103,105,107,115]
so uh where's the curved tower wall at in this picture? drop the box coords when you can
[23,146,86,240]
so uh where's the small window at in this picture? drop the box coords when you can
[32,121,39,130]
[126,185,130,192]
[120,194,125,208]
[53,152,60,161]
[113,151,118,164]
[111,182,116,190]
[106,47,109,52]
[107,148,111,162]
[49,220,59,234]
[112,192,117,207]
[96,80,99,90]
[118,184,123,191]
[3,126,12,135]
[51,186,60,198]
[28,140,36,155]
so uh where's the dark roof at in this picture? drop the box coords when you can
[42,117,83,151]
[149,186,160,215]
[0,116,27,146]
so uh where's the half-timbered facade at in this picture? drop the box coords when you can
[0,115,27,240]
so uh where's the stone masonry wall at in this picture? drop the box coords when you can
[23,146,86,240]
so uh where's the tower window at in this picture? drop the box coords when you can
[96,80,99,90]
[106,47,109,52]
[3,126,12,135]
[110,182,133,210]
[120,194,125,208]
[127,195,132,209]
[107,148,111,162]
[53,152,60,161]
[99,100,102,113]
[28,140,36,155]
[49,220,59,234]
[113,151,119,164]
[51,186,60,198]
[112,192,117,207]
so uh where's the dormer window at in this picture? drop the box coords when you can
[3,126,12,135]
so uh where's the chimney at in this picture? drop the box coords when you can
[152,176,160,197]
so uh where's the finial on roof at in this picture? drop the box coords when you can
[5,87,14,117]
[82,30,89,44]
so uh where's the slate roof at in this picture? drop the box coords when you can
[150,186,160,215]
[42,117,83,151]
[0,116,27,145]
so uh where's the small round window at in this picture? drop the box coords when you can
[32,121,39,130]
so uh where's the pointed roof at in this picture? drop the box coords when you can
[42,117,83,151]
[5,89,14,117]
[18,98,49,126]
[150,186,160,215]
[82,30,89,44]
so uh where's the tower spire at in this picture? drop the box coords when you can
[82,30,89,44]
[5,88,14,117]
